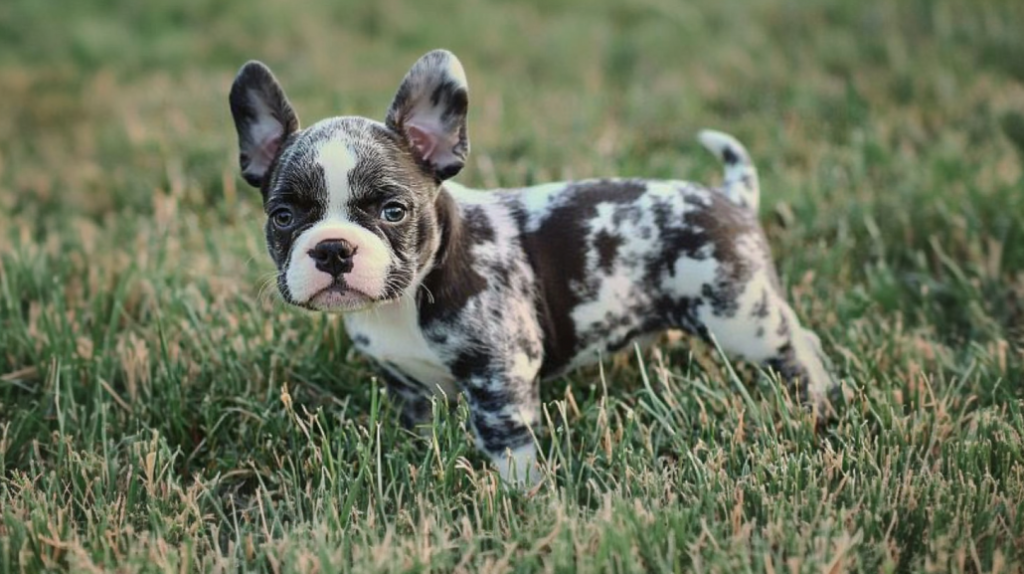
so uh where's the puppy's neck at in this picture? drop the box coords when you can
[415,186,485,321]
[429,187,466,271]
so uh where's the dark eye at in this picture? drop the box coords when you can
[380,202,407,223]
[271,207,294,229]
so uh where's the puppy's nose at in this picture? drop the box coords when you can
[309,239,357,277]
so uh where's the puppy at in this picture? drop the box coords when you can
[229,50,838,484]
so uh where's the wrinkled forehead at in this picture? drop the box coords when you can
[266,117,423,205]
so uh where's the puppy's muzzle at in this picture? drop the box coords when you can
[309,239,357,278]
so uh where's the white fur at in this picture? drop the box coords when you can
[697,233,780,356]
[344,294,459,399]
[789,322,835,401]
[319,140,357,216]
[491,443,540,486]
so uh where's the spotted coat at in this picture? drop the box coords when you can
[229,49,839,485]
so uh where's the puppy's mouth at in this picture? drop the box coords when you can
[305,279,377,313]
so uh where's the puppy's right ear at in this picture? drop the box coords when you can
[229,61,300,188]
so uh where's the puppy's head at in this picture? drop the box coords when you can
[229,50,470,312]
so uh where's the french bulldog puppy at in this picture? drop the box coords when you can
[229,50,838,484]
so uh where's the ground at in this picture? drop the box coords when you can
[1,0,1024,572]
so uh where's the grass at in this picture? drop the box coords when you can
[2,0,1024,571]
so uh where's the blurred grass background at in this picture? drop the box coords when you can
[1,0,1024,572]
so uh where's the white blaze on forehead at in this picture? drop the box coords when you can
[315,139,359,216]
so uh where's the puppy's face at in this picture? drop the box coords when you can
[261,121,439,311]
[229,51,470,312]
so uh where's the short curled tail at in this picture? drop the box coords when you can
[698,130,760,212]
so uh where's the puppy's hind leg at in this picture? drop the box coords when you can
[696,275,839,415]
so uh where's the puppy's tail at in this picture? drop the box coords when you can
[698,130,760,212]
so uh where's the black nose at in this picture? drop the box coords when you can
[308,239,356,277]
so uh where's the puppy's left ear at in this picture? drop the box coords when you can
[385,50,469,181]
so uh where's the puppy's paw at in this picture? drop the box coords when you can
[492,443,543,489]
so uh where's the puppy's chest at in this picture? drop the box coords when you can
[343,302,458,397]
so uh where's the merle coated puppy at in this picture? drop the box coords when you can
[229,50,838,484]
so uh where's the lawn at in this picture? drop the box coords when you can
[2,0,1024,571]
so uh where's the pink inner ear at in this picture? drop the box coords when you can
[406,124,438,161]
[256,135,282,166]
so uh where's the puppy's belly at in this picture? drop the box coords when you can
[542,256,707,377]
[546,331,664,379]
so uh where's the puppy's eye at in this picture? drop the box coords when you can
[271,208,295,229]
[380,202,407,223]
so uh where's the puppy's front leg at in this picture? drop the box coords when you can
[462,372,541,486]
[379,368,436,434]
